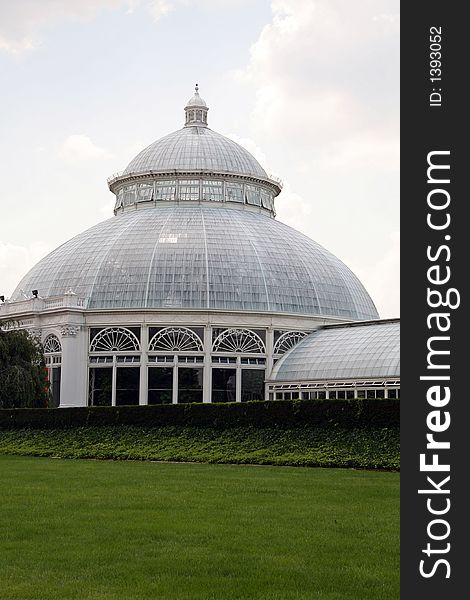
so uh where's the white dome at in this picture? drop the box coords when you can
[12,205,378,319]
[123,126,268,179]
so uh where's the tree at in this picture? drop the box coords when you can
[0,323,49,408]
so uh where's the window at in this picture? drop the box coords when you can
[123,184,137,206]
[273,331,308,355]
[225,182,244,203]
[137,183,153,202]
[245,184,261,206]
[155,180,176,201]
[116,367,140,406]
[202,180,223,201]
[212,329,265,354]
[178,368,203,403]
[43,334,62,354]
[178,179,200,201]
[241,369,265,402]
[90,328,140,352]
[212,368,236,403]
[260,189,272,210]
[88,368,112,406]
[148,367,173,404]
[149,327,203,352]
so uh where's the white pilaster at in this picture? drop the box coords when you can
[59,324,88,407]
[112,356,117,406]
[236,357,242,402]
[203,326,212,402]
[139,325,149,405]
[172,356,178,403]
[265,327,274,380]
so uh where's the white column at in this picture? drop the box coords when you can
[236,357,242,402]
[139,325,149,405]
[265,327,275,378]
[112,356,117,406]
[172,356,178,404]
[59,324,88,407]
[203,326,212,402]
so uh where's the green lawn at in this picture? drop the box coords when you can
[0,455,399,600]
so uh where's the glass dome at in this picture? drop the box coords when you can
[12,205,378,319]
[271,320,399,381]
[11,86,379,321]
[123,127,268,180]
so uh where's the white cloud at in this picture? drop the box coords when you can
[235,0,399,155]
[0,241,52,298]
[233,0,400,315]
[146,0,175,21]
[59,134,113,163]
[225,133,269,172]
[0,1,126,52]
[0,0,251,52]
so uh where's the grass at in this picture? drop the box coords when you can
[0,455,399,600]
[0,425,399,470]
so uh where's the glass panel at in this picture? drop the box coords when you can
[155,180,176,201]
[202,180,223,201]
[116,367,140,406]
[137,182,154,202]
[123,184,137,206]
[212,368,236,403]
[116,188,124,209]
[245,184,261,206]
[88,367,112,406]
[49,367,61,408]
[148,367,173,404]
[178,367,203,403]
[178,179,200,201]
[260,189,272,210]
[388,389,397,399]
[225,182,244,203]
[241,369,265,402]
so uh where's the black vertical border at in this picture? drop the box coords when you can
[401,3,467,597]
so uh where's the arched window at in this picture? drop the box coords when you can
[90,328,140,352]
[149,327,203,352]
[43,334,62,354]
[273,331,308,355]
[212,329,265,354]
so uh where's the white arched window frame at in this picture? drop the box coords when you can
[149,327,203,353]
[43,334,62,355]
[89,327,140,353]
[273,331,308,355]
[212,328,266,354]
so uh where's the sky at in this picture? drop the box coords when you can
[0,0,399,317]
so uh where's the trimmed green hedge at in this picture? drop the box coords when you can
[0,425,400,469]
[0,399,399,430]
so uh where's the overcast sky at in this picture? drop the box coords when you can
[0,0,399,317]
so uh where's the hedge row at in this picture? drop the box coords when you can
[0,399,399,430]
[0,425,400,470]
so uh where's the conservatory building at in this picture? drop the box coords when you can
[0,86,385,408]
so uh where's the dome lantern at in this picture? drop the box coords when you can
[184,83,208,127]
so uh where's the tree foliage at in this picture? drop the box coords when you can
[0,324,48,408]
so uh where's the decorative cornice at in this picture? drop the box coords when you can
[60,325,80,337]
